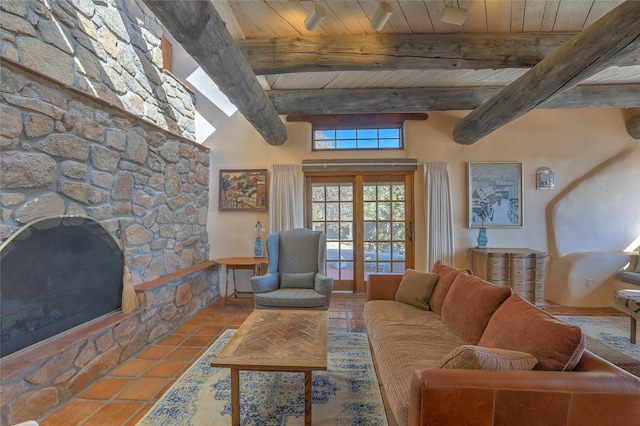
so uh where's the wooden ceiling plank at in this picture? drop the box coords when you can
[452,0,640,145]
[396,0,435,33]
[510,0,527,33]
[142,0,287,145]
[485,0,512,33]
[584,0,626,27]
[552,0,594,31]
[322,1,368,34]
[456,0,486,33]
[267,1,310,36]
[540,0,561,31]
[522,0,547,32]
[380,0,416,34]
[424,0,456,33]
[267,84,640,114]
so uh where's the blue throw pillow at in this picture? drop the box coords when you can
[280,272,316,289]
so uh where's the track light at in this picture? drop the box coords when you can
[440,5,468,25]
[370,1,393,31]
[304,3,326,31]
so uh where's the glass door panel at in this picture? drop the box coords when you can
[306,172,413,293]
[310,180,354,291]
[363,179,407,280]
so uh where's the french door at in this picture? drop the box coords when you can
[305,172,414,293]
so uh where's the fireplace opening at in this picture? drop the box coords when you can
[1,216,124,358]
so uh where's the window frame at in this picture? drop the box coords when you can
[286,113,428,152]
[311,123,403,151]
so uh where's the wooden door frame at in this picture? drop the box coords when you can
[304,171,415,294]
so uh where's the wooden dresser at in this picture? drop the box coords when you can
[470,248,549,308]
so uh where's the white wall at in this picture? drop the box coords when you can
[198,107,639,304]
[169,38,640,306]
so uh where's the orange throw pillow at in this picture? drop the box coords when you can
[429,260,468,315]
[478,294,586,371]
[441,273,512,344]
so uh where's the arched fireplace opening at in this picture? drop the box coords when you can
[1,216,124,358]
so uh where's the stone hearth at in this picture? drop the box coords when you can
[1,262,219,425]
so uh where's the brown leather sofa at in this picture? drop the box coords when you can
[365,264,640,426]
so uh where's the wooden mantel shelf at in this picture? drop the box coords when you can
[135,260,218,291]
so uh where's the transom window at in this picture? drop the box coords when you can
[286,113,428,152]
[313,127,402,150]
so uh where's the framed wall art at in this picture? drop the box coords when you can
[219,169,268,211]
[468,162,523,228]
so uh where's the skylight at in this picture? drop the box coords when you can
[186,67,238,118]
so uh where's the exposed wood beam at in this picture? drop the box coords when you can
[452,1,640,145]
[142,0,286,145]
[237,33,640,74]
[627,116,640,139]
[267,84,640,115]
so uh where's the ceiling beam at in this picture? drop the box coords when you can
[452,1,640,145]
[627,116,640,139]
[237,33,640,74]
[141,0,286,145]
[267,84,640,115]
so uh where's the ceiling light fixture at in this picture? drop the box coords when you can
[304,3,326,31]
[370,1,393,31]
[440,5,468,26]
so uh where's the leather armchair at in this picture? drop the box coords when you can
[250,228,333,310]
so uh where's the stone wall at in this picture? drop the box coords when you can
[1,266,219,425]
[0,0,211,284]
[1,59,209,284]
[0,0,219,423]
[0,0,194,140]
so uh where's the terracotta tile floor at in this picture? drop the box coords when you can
[38,296,367,426]
[37,296,618,426]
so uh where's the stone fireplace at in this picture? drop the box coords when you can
[1,216,124,358]
[0,0,218,421]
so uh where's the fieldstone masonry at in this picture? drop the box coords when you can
[1,269,219,425]
[0,61,210,283]
[0,0,219,423]
[0,0,194,139]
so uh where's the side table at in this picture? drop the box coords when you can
[470,248,549,308]
[213,257,268,305]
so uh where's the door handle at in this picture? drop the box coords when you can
[408,222,413,242]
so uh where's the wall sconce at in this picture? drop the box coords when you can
[370,1,393,31]
[536,167,555,189]
[304,3,326,31]
[440,5,468,25]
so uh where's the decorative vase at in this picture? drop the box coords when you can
[254,237,264,257]
[477,228,488,248]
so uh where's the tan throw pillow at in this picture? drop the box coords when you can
[394,269,439,311]
[438,345,538,370]
[478,294,586,371]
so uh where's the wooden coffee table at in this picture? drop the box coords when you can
[210,309,329,426]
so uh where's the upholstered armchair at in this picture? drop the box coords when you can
[250,228,334,310]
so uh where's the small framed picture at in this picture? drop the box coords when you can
[468,162,523,228]
[219,169,268,211]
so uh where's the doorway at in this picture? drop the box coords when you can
[305,172,414,293]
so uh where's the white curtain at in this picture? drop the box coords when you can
[269,164,304,233]
[424,163,454,267]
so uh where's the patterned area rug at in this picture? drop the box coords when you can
[557,316,640,360]
[137,330,388,425]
